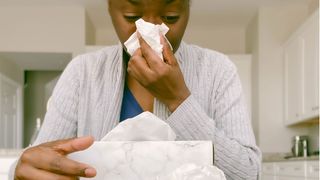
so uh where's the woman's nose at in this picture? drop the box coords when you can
[142,16,163,25]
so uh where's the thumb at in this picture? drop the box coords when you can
[53,136,94,155]
[160,35,176,65]
[132,47,142,57]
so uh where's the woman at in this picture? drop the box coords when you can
[13,0,261,179]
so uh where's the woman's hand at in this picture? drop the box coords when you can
[14,136,96,180]
[127,34,190,112]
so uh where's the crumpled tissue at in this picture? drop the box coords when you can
[156,163,226,180]
[124,18,173,60]
[101,111,176,141]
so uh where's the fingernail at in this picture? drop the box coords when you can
[85,168,96,177]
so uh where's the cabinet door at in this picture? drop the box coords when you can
[301,14,319,119]
[261,163,277,180]
[306,161,319,179]
[284,10,319,125]
[261,174,277,180]
[284,37,304,125]
[275,161,306,177]
[277,177,305,180]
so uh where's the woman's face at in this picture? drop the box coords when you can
[108,0,189,53]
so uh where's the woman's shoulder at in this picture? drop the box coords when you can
[65,45,121,71]
[76,45,120,64]
[180,42,237,72]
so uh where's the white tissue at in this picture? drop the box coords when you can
[101,111,176,141]
[124,19,172,60]
[156,163,227,180]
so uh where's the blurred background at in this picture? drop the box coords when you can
[0,0,319,179]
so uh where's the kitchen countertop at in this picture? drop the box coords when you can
[263,152,319,162]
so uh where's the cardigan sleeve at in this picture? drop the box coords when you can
[166,57,261,179]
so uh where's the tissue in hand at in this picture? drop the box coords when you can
[124,19,172,60]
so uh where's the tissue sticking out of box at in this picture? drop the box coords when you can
[68,112,227,180]
[124,18,173,60]
[101,111,176,141]
[156,163,227,180]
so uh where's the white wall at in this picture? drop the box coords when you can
[86,12,96,45]
[308,124,319,153]
[248,4,316,153]
[246,14,260,144]
[0,6,86,56]
[243,7,262,153]
[184,25,246,54]
[94,15,247,54]
[0,57,23,84]
[309,0,319,15]
[95,28,119,46]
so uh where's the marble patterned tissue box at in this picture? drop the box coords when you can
[68,141,213,180]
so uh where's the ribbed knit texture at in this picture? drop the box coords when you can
[30,42,261,179]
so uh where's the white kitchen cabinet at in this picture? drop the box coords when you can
[306,161,320,179]
[261,175,276,180]
[261,163,276,180]
[284,9,319,125]
[301,15,319,120]
[275,161,305,178]
[284,37,304,124]
[261,161,319,180]
[277,177,305,180]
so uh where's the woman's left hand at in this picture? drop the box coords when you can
[127,34,190,112]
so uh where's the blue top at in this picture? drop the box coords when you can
[120,84,143,122]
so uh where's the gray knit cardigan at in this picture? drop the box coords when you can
[32,42,261,179]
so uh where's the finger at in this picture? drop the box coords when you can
[29,136,96,177]
[129,48,151,72]
[129,48,149,69]
[49,155,95,177]
[137,32,164,69]
[132,47,143,57]
[160,35,177,65]
[16,164,78,180]
[53,136,94,155]
[28,149,96,177]
[128,50,155,85]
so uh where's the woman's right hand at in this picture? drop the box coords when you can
[14,136,96,180]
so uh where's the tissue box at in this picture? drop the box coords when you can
[68,141,213,180]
